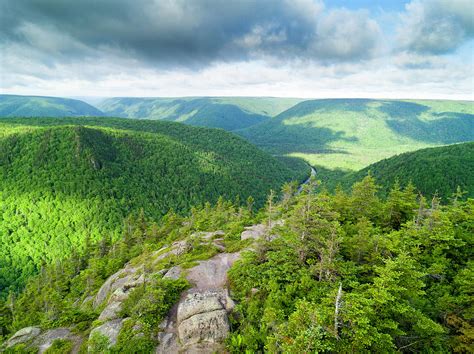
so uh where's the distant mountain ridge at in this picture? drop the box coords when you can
[97,96,304,131]
[2,95,472,171]
[0,94,105,117]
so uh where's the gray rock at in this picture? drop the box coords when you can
[178,309,229,347]
[163,266,182,280]
[6,326,41,348]
[192,230,225,241]
[31,328,72,353]
[186,253,240,290]
[241,220,284,241]
[155,332,179,354]
[94,267,140,308]
[177,291,226,324]
[173,240,191,256]
[241,223,267,241]
[182,343,225,354]
[89,319,124,348]
[98,300,123,321]
[176,290,234,349]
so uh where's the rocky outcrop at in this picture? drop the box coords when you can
[6,225,279,354]
[163,266,183,280]
[156,252,240,353]
[241,220,283,241]
[93,267,140,309]
[32,328,81,353]
[5,326,81,353]
[89,318,124,348]
[177,290,233,348]
[6,326,41,348]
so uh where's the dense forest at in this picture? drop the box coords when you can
[1,176,472,352]
[0,117,308,296]
[317,142,474,201]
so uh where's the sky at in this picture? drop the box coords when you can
[0,0,473,100]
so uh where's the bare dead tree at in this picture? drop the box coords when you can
[334,282,343,339]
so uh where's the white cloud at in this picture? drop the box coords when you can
[397,0,474,54]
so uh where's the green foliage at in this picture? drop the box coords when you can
[228,177,474,352]
[0,94,104,117]
[43,339,74,354]
[1,196,257,345]
[120,277,188,330]
[3,344,37,354]
[87,331,110,353]
[113,319,155,353]
[323,142,474,201]
[0,117,307,295]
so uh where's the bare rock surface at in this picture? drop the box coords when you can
[6,326,41,348]
[163,266,183,280]
[89,318,124,348]
[31,328,80,353]
[178,309,229,347]
[193,230,225,240]
[156,250,240,353]
[186,253,240,290]
[93,267,139,308]
[241,220,283,241]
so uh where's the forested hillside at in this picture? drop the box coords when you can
[319,142,474,201]
[0,117,308,296]
[97,97,304,130]
[0,95,105,117]
[1,176,472,352]
[237,99,474,170]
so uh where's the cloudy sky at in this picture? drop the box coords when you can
[1,0,473,99]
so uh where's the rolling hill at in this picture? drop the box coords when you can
[0,117,308,295]
[0,94,105,117]
[97,97,304,130]
[237,99,474,170]
[319,142,474,201]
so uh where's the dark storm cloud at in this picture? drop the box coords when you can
[0,0,382,67]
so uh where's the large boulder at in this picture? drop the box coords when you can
[6,326,41,348]
[176,290,235,349]
[93,267,140,308]
[156,332,179,354]
[31,328,78,353]
[186,253,240,290]
[89,319,124,348]
[241,220,284,241]
[178,309,229,347]
[163,266,182,280]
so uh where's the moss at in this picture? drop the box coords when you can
[43,339,74,354]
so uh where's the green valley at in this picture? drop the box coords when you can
[237,98,474,170]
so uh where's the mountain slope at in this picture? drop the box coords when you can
[237,98,474,170]
[98,97,304,130]
[319,142,474,201]
[0,117,308,295]
[3,172,472,353]
[0,94,105,117]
